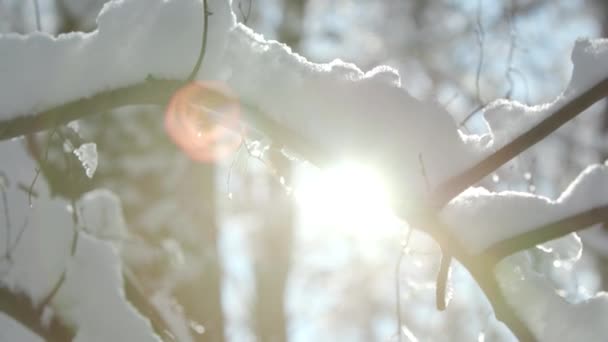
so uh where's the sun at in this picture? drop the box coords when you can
[294,161,396,233]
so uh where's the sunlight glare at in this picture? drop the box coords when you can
[294,162,396,232]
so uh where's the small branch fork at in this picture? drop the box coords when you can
[0,43,607,341]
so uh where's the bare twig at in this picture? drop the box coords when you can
[484,205,608,264]
[123,266,177,341]
[238,0,253,24]
[187,0,210,82]
[418,153,430,192]
[37,199,79,312]
[504,0,516,100]
[459,102,490,128]
[1,178,11,256]
[474,0,485,104]
[27,129,57,207]
[32,0,41,31]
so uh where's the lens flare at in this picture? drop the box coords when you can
[165,81,243,162]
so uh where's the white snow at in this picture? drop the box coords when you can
[0,139,159,341]
[0,0,608,341]
[73,142,98,178]
[3,0,604,226]
[53,233,160,342]
[0,0,235,119]
[579,224,608,258]
[0,0,605,241]
[0,0,490,217]
[439,38,608,254]
[76,188,128,241]
[568,38,608,95]
[496,253,608,341]
[223,24,486,211]
[481,38,608,150]
[441,164,608,254]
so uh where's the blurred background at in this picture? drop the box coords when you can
[2,0,608,341]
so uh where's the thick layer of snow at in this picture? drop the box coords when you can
[0,140,159,341]
[0,0,235,119]
[481,38,608,150]
[496,253,608,341]
[223,25,486,208]
[0,0,489,215]
[1,0,607,340]
[441,164,608,253]
[3,0,605,224]
[0,0,606,233]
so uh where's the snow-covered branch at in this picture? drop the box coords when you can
[2,0,608,340]
[432,75,608,209]
[442,164,608,255]
[0,79,182,141]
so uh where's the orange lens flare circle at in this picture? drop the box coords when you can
[165,81,243,163]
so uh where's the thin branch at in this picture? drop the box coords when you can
[418,153,430,192]
[459,102,490,128]
[238,0,253,25]
[123,266,177,341]
[484,205,608,264]
[1,185,11,256]
[417,215,536,341]
[32,0,41,31]
[432,76,608,209]
[504,0,516,100]
[37,205,79,312]
[187,0,210,82]
[474,0,485,104]
[27,129,57,207]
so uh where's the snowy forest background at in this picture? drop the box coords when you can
[2,0,608,341]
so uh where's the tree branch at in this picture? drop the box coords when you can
[123,267,177,341]
[2,63,606,342]
[466,261,536,342]
[431,77,608,209]
[187,0,210,82]
[0,79,183,141]
[0,287,73,342]
[484,205,608,264]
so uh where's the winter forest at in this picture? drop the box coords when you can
[1,0,608,341]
